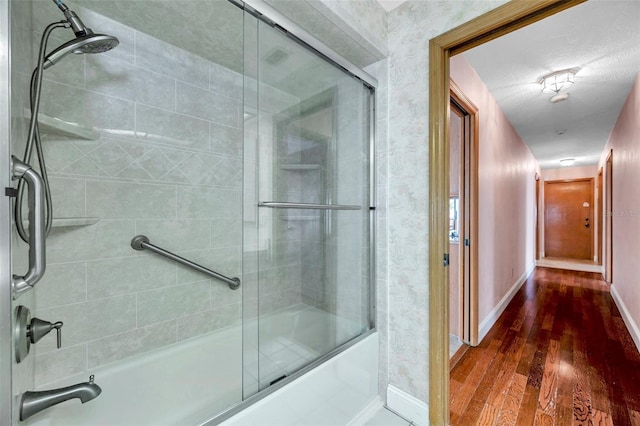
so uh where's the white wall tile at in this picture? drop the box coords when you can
[86,180,176,219]
[135,219,210,251]
[40,80,135,134]
[86,55,176,111]
[136,282,211,327]
[135,104,209,151]
[35,295,137,353]
[87,320,178,368]
[86,256,177,300]
[35,344,87,387]
[46,220,136,263]
[135,31,209,89]
[176,81,240,127]
[35,262,87,310]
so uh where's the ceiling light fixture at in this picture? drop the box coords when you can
[540,69,576,94]
[559,158,575,167]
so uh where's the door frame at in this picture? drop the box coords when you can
[543,178,594,260]
[597,167,603,265]
[449,82,479,346]
[428,0,586,423]
[605,149,613,283]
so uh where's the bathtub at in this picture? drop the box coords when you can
[25,305,378,426]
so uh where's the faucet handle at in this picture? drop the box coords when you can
[28,318,63,348]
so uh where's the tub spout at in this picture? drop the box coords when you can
[20,375,102,421]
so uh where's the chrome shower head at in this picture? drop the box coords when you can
[43,32,119,69]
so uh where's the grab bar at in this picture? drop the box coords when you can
[130,235,240,290]
[258,202,361,210]
[11,156,47,300]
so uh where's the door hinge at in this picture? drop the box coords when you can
[464,238,470,247]
[443,253,450,267]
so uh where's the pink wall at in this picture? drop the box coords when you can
[451,55,538,327]
[598,73,640,347]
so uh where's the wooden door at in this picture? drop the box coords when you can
[544,179,594,260]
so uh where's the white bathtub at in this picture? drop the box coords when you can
[25,305,378,426]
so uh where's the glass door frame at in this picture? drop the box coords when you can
[1,0,14,423]
[216,0,377,423]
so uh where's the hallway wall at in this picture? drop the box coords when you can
[450,55,538,337]
[599,73,640,350]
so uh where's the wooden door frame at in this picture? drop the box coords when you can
[428,1,586,424]
[543,178,594,260]
[605,149,613,283]
[449,82,479,346]
[535,173,541,260]
[597,168,603,265]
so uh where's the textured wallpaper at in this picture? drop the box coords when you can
[386,0,509,402]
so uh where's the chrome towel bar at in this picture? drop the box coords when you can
[258,202,361,210]
[130,235,240,290]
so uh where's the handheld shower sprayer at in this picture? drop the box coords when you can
[14,1,120,244]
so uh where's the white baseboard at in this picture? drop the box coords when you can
[347,397,384,426]
[387,385,428,426]
[478,264,535,342]
[610,285,640,353]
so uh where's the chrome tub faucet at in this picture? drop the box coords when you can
[20,375,102,421]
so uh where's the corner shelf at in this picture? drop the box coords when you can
[24,217,100,228]
[52,217,100,227]
[278,216,319,221]
[24,109,100,141]
[278,164,321,171]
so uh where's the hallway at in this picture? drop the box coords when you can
[450,268,640,425]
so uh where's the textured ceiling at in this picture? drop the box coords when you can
[463,0,640,169]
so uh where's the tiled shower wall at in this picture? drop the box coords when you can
[10,1,298,388]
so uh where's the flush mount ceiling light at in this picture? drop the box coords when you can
[560,158,575,167]
[540,69,576,94]
[550,93,570,103]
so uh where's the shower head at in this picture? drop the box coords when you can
[41,0,119,69]
[43,32,119,69]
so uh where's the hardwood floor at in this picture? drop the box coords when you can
[450,267,640,425]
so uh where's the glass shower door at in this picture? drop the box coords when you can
[244,19,373,391]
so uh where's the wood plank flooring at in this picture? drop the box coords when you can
[450,267,640,425]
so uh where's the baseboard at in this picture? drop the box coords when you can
[610,285,640,353]
[346,397,384,426]
[478,264,535,342]
[387,385,428,426]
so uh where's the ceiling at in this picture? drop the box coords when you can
[462,0,640,169]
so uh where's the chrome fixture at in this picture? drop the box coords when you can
[258,202,361,210]
[13,0,119,249]
[14,305,63,363]
[130,235,241,290]
[45,0,119,69]
[44,33,119,69]
[11,157,46,299]
[20,375,101,421]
